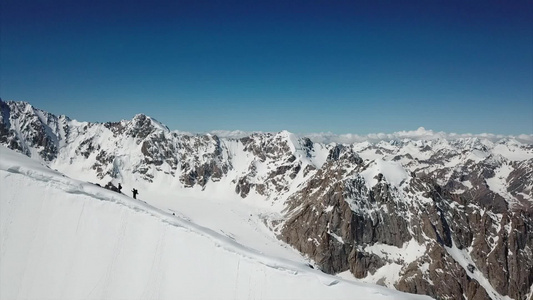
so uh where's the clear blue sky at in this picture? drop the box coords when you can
[2,0,532,135]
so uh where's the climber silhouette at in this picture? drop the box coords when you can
[132,188,138,199]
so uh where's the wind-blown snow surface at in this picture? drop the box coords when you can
[0,146,430,300]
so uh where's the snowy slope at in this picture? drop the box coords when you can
[0,146,430,300]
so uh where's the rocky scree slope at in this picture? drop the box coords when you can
[1,100,532,300]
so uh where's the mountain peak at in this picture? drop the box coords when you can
[2,99,34,114]
[129,113,169,135]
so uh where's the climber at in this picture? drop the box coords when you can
[118,183,122,193]
[132,188,139,199]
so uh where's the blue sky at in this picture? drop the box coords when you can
[2,0,532,135]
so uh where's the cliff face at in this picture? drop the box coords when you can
[280,143,533,299]
[2,100,532,300]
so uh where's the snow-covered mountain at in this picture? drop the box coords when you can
[1,146,432,300]
[1,99,532,300]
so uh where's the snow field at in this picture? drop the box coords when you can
[360,159,410,189]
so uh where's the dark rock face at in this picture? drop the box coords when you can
[0,100,63,161]
[280,140,533,299]
[2,99,533,300]
[281,160,362,274]
[233,132,308,199]
[0,101,23,153]
[176,134,230,187]
[127,114,158,140]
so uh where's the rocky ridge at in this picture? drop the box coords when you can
[1,99,532,300]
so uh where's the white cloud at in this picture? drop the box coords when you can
[209,130,264,139]
[210,127,533,144]
[209,127,533,145]
[303,127,533,144]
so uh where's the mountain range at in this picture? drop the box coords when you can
[1,99,532,300]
